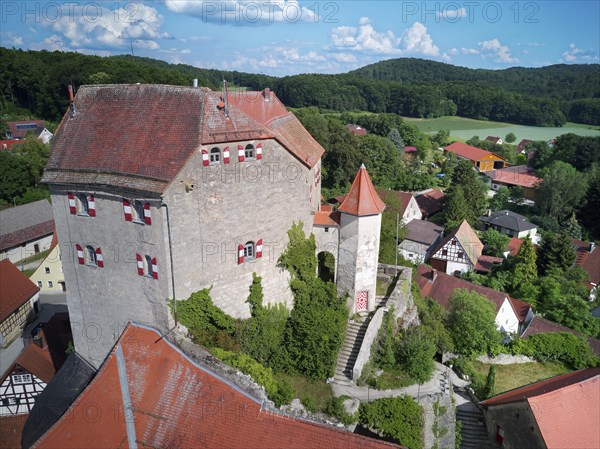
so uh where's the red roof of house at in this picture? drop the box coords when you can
[506,237,523,257]
[338,165,386,216]
[572,240,600,290]
[415,189,445,218]
[0,139,21,150]
[7,120,47,139]
[0,259,39,322]
[444,142,505,162]
[485,136,501,142]
[376,189,414,217]
[486,165,542,189]
[1,342,57,385]
[346,124,367,136]
[0,414,28,449]
[416,265,531,322]
[313,210,341,226]
[404,146,417,153]
[474,255,503,273]
[43,85,323,193]
[481,368,600,449]
[32,324,401,449]
[517,139,533,150]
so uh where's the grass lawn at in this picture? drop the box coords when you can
[470,361,571,396]
[278,373,333,412]
[22,268,36,277]
[403,116,511,132]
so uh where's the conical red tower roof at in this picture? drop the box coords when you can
[338,164,386,216]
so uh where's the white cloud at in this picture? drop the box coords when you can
[35,35,68,51]
[560,43,599,63]
[478,39,518,63]
[401,22,441,57]
[331,18,401,55]
[331,52,357,63]
[37,3,166,51]
[436,7,466,19]
[449,47,479,56]
[165,0,316,25]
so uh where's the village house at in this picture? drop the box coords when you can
[399,219,444,264]
[0,260,40,348]
[517,139,533,153]
[345,123,367,136]
[30,232,66,293]
[444,141,507,172]
[485,136,503,145]
[376,189,422,224]
[480,368,600,449]
[5,120,53,144]
[43,84,382,368]
[479,210,538,239]
[28,323,399,449]
[415,188,445,219]
[428,220,502,276]
[572,239,599,300]
[484,165,542,201]
[0,200,54,264]
[417,265,533,336]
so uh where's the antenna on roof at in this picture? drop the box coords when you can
[222,78,229,118]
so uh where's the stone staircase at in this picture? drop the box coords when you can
[457,403,490,449]
[333,318,371,383]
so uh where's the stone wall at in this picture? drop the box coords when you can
[482,402,546,449]
[352,308,385,381]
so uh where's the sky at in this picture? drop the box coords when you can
[1,1,599,76]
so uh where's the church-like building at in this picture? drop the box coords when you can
[43,84,384,368]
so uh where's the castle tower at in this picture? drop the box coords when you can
[336,165,385,313]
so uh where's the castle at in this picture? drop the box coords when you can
[43,84,384,368]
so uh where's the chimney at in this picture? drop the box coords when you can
[486,209,491,217]
[193,78,198,88]
[432,269,438,282]
[68,84,77,117]
[590,242,596,252]
[263,87,271,102]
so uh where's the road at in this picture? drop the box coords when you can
[0,292,68,376]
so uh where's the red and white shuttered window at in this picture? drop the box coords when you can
[223,146,230,164]
[68,193,95,216]
[136,253,158,279]
[356,291,368,312]
[256,143,263,160]
[496,426,504,444]
[123,199,151,225]
[75,244,103,268]
[238,240,263,264]
[238,145,245,162]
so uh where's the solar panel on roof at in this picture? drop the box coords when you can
[16,123,39,130]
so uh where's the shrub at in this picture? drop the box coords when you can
[374,307,396,369]
[325,396,358,425]
[211,348,293,407]
[176,289,236,347]
[301,395,319,413]
[510,333,599,370]
[359,396,423,449]
[396,327,436,383]
[483,365,496,399]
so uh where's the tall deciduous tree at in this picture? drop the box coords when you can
[505,132,516,143]
[481,228,510,257]
[396,327,436,384]
[536,161,588,221]
[447,289,502,356]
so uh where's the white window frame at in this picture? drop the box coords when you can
[85,245,97,267]
[244,241,255,260]
[132,200,145,224]
[77,193,90,216]
[45,267,50,274]
[210,147,221,165]
[48,280,53,288]
[245,144,255,160]
[12,373,32,384]
[145,255,154,278]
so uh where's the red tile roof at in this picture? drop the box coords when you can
[1,342,57,385]
[32,324,401,449]
[506,237,523,257]
[572,240,600,290]
[0,220,54,253]
[0,259,39,322]
[338,165,386,216]
[346,124,367,136]
[474,255,503,273]
[43,85,323,193]
[376,189,414,217]
[404,146,417,153]
[0,414,28,449]
[415,189,445,218]
[481,368,600,449]
[416,265,531,322]
[7,120,47,139]
[313,210,341,226]
[0,139,21,150]
[444,142,505,162]
[486,165,542,188]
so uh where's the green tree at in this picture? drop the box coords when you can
[483,365,496,398]
[443,187,470,229]
[481,228,510,257]
[375,308,396,369]
[396,327,436,383]
[562,213,583,240]
[537,233,576,276]
[505,132,516,144]
[11,136,50,185]
[579,168,600,238]
[446,289,502,356]
[536,161,588,221]
[508,238,539,301]
[445,160,488,226]
[388,128,405,151]
[509,186,525,206]
[527,141,554,170]
[0,152,31,202]
[489,187,510,210]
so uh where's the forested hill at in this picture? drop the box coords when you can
[1,47,598,126]
[350,58,600,101]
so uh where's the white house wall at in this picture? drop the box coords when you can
[1,234,53,264]
[495,298,520,335]
[402,197,423,224]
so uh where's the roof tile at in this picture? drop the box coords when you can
[0,259,39,322]
[338,165,386,216]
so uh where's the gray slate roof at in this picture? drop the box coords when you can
[403,219,444,245]
[0,199,54,236]
[479,210,537,232]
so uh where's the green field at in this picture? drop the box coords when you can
[403,116,600,142]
